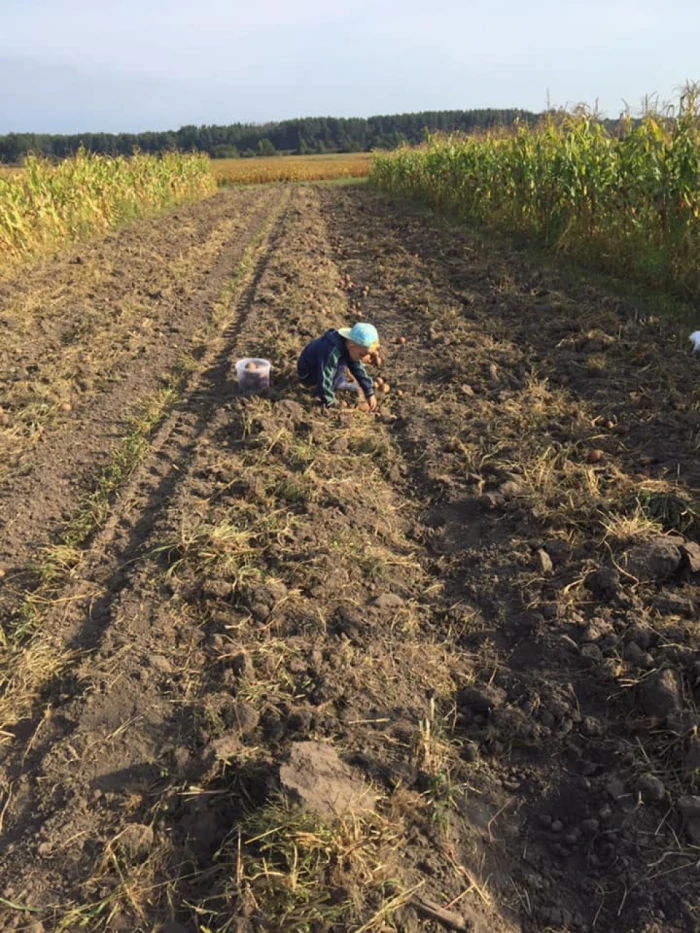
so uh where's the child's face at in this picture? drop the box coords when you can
[347,340,375,362]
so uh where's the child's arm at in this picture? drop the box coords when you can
[347,359,375,402]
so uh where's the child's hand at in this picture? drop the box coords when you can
[367,395,378,412]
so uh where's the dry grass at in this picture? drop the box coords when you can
[212,152,373,185]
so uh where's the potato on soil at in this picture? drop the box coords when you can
[381,384,391,394]
[357,401,370,412]
[396,336,407,345]
[586,449,603,464]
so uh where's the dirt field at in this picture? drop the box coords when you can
[1,183,700,933]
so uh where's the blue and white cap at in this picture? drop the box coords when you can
[337,322,379,348]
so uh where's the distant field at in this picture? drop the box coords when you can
[212,151,373,184]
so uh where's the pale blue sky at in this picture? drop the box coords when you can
[1,0,698,133]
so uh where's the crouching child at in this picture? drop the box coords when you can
[297,322,379,410]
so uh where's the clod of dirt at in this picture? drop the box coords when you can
[683,737,700,776]
[230,701,260,735]
[639,668,683,718]
[458,683,507,715]
[118,823,155,861]
[498,480,524,500]
[274,399,306,424]
[586,566,625,602]
[653,591,695,617]
[210,732,241,761]
[227,650,254,679]
[580,644,603,664]
[680,541,700,574]
[637,773,666,803]
[621,537,683,582]
[158,922,191,933]
[623,642,651,668]
[279,741,377,819]
[372,592,405,611]
[677,796,700,845]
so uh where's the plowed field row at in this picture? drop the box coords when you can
[0,184,699,933]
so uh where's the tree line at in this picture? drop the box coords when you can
[0,109,542,163]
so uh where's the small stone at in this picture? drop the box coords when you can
[637,773,665,803]
[536,549,553,574]
[626,623,654,649]
[37,841,53,857]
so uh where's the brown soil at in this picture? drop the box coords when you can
[0,183,699,933]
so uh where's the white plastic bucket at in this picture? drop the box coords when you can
[236,358,271,392]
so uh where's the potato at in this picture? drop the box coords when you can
[245,362,257,371]
[357,401,370,412]
[396,336,407,345]
[381,383,391,394]
[586,449,603,464]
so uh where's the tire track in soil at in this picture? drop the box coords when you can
[0,189,292,871]
[0,186,520,933]
[319,186,700,933]
[0,187,283,620]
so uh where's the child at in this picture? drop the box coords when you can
[297,322,379,410]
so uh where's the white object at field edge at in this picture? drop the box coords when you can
[689,331,700,352]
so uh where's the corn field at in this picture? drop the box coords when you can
[0,149,215,268]
[372,86,700,296]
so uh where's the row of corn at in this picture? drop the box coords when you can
[0,148,215,268]
[371,87,700,296]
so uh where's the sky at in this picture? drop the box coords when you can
[1,0,699,134]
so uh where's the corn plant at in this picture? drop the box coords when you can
[371,85,700,296]
[0,148,216,267]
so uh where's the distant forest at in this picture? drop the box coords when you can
[0,109,542,163]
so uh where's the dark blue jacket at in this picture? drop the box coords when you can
[297,329,374,407]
